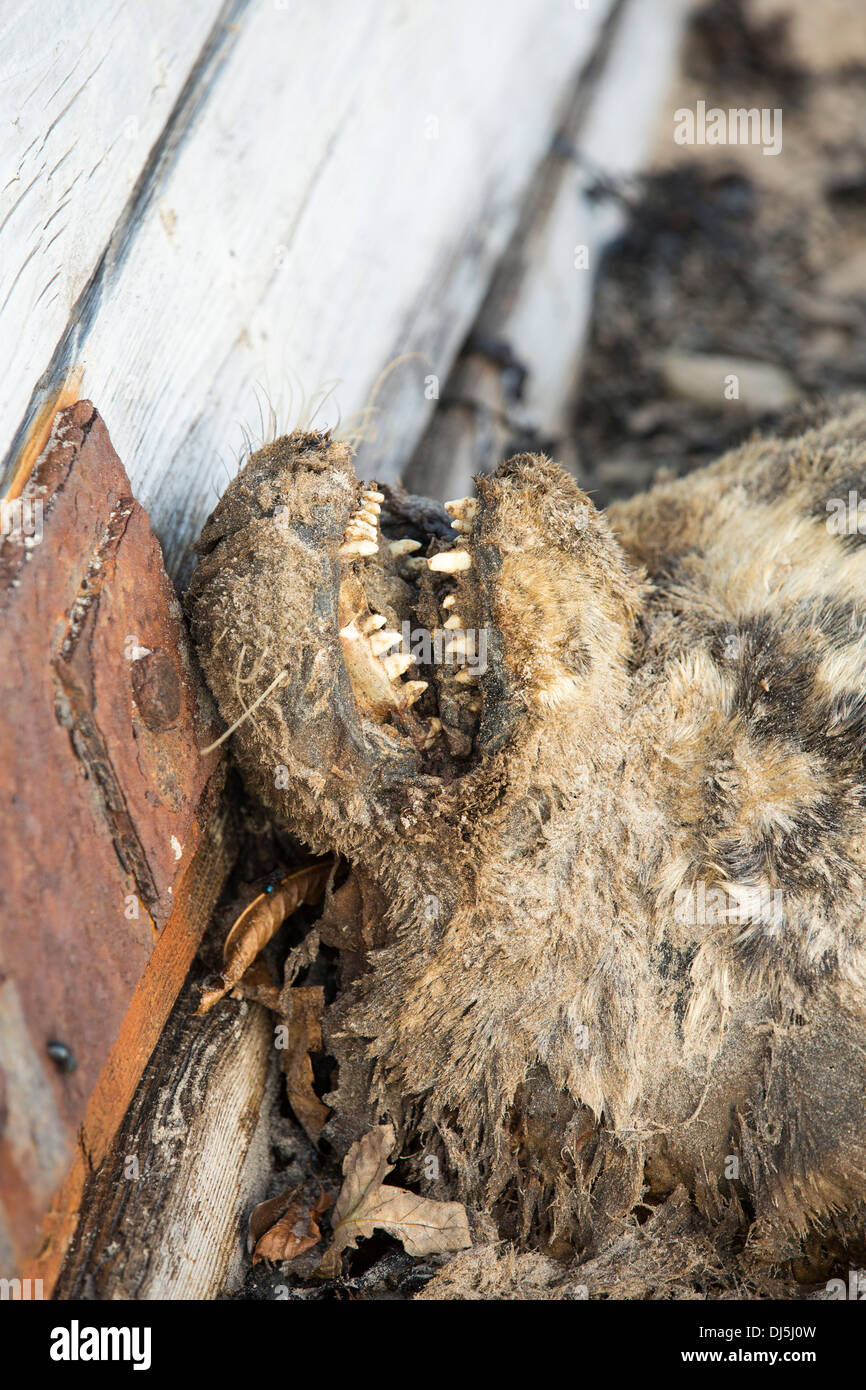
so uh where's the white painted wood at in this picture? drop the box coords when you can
[485,0,693,441]
[0,0,228,486]
[2,0,615,575]
[404,0,692,499]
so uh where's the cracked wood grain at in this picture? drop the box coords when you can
[55,990,277,1301]
[406,0,691,501]
[1,0,617,579]
[0,0,231,491]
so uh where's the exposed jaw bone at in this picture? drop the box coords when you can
[338,617,402,715]
[338,613,424,721]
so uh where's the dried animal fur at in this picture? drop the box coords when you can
[187,396,866,1292]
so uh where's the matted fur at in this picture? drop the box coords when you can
[187,398,866,1283]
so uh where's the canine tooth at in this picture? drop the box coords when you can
[362,489,385,503]
[389,538,421,556]
[370,629,402,655]
[445,634,469,656]
[361,614,387,634]
[339,539,378,557]
[403,680,428,706]
[429,551,472,573]
[454,669,478,684]
[443,615,463,630]
[442,594,457,610]
[383,651,414,680]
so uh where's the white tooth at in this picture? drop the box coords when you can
[361,613,387,633]
[443,615,463,630]
[383,651,414,680]
[454,669,478,684]
[370,629,402,655]
[444,497,477,519]
[442,594,457,610]
[338,620,361,639]
[362,489,385,503]
[445,635,469,655]
[422,716,442,748]
[347,519,378,539]
[358,507,380,525]
[339,539,378,557]
[429,551,472,573]
[389,539,422,556]
[451,520,472,533]
[403,680,428,706]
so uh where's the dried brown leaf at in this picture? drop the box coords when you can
[282,927,321,990]
[317,1124,471,1277]
[282,986,329,1142]
[317,871,388,955]
[197,860,331,1014]
[251,1187,332,1265]
[233,957,282,1010]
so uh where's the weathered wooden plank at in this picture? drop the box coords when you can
[55,990,278,1301]
[1,0,616,578]
[406,0,691,499]
[0,402,230,1288]
[0,0,230,490]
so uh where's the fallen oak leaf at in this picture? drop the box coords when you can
[250,1187,332,1265]
[280,985,329,1143]
[197,860,332,1014]
[316,1124,471,1277]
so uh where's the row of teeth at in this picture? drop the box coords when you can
[348,609,479,694]
[339,487,385,557]
[339,493,480,736]
[442,590,480,699]
[438,502,477,704]
[339,494,477,572]
[343,610,428,707]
